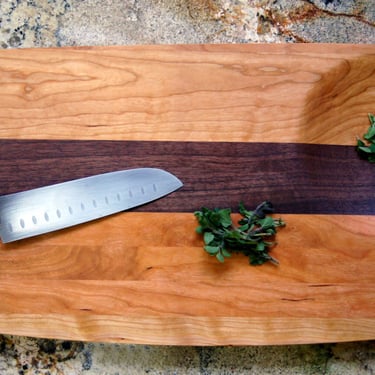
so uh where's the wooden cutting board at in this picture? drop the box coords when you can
[0,44,374,345]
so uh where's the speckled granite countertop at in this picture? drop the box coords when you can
[0,0,375,374]
[1,0,374,48]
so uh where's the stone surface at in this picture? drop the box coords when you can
[1,336,374,374]
[0,0,374,374]
[0,0,374,48]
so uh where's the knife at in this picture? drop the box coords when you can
[0,168,183,243]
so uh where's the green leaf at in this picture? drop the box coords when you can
[358,146,372,153]
[357,139,366,147]
[258,216,275,228]
[204,245,220,255]
[224,230,242,241]
[218,208,232,228]
[265,228,276,235]
[256,242,265,251]
[221,248,232,257]
[356,113,375,163]
[216,252,225,263]
[238,224,249,232]
[238,202,251,217]
[203,232,215,245]
[364,125,375,141]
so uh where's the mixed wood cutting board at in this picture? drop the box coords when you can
[0,43,374,345]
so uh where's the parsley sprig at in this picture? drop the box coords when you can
[357,113,375,163]
[194,201,285,266]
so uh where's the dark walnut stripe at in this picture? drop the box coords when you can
[0,140,374,215]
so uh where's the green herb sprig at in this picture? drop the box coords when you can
[194,201,285,266]
[357,113,375,163]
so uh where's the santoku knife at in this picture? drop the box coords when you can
[0,168,183,243]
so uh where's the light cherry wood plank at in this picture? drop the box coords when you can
[1,279,374,318]
[1,315,374,346]
[1,213,374,284]
[1,213,374,344]
[0,44,374,144]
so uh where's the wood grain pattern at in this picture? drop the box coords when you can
[1,213,375,284]
[1,140,374,214]
[0,213,375,344]
[0,44,374,144]
[0,44,374,345]
[1,315,374,346]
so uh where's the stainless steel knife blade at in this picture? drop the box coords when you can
[0,168,183,243]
